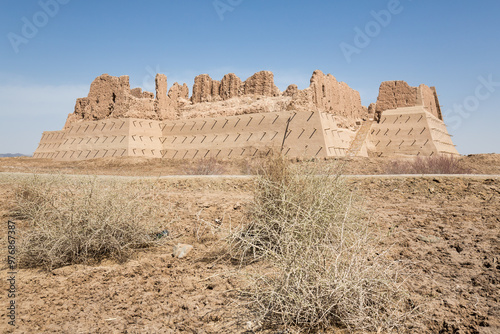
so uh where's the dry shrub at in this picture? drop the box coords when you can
[185,157,226,175]
[239,157,263,175]
[386,155,471,174]
[229,154,416,332]
[14,175,168,270]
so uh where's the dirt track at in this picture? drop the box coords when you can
[0,156,499,333]
[1,153,499,176]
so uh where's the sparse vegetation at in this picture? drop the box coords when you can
[185,157,227,175]
[14,175,168,270]
[1,154,498,332]
[385,154,471,174]
[229,154,416,332]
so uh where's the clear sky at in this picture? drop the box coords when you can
[0,0,498,155]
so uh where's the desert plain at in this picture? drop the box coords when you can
[0,154,498,333]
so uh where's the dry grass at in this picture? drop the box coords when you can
[185,157,227,175]
[14,175,169,270]
[229,154,417,332]
[386,155,471,174]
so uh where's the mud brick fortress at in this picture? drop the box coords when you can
[33,70,458,160]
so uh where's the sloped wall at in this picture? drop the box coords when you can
[366,106,458,157]
[32,131,66,159]
[128,119,164,158]
[37,119,132,160]
[161,112,291,159]
[318,112,355,157]
[160,111,349,159]
[34,111,358,161]
[425,113,457,155]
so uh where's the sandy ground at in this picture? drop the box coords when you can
[0,155,499,333]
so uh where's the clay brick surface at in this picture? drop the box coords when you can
[35,71,457,160]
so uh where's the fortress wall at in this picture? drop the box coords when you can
[33,73,459,161]
[430,87,443,120]
[68,75,158,124]
[161,111,297,159]
[367,107,437,157]
[425,114,458,156]
[220,73,243,100]
[243,71,281,97]
[159,111,348,159]
[191,74,217,103]
[418,84,443,120]
[366,106,458,157]
[290,70,366,121]
[34,109,456,161]
[128,119,164,158]
[317,112,355,157]
[33,131,66,159]
[190,71,281,105]
[34,111,360,161]
[54,119,132,160]
[375,81,418,114]
[375,81,444,120]
[281,111,330,158]
[62,71,369,129]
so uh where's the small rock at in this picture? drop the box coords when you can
[417,235,440,243]
[245,321,254,330]
[172,243,193,259]
[453,243,464,253]
[155,230,169,239]
[484,178,494,185]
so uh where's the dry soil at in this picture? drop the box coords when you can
[0,155,499,333]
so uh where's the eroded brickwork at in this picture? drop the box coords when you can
[35,71,458,160]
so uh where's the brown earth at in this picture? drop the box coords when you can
[1,153,499,177]
[0,155,499,333]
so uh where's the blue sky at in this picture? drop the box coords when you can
[0,0,499,155]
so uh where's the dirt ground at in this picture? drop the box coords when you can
[0,155,499,333]
[1,153,499,176]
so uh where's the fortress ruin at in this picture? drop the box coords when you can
[33,70,458,160]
